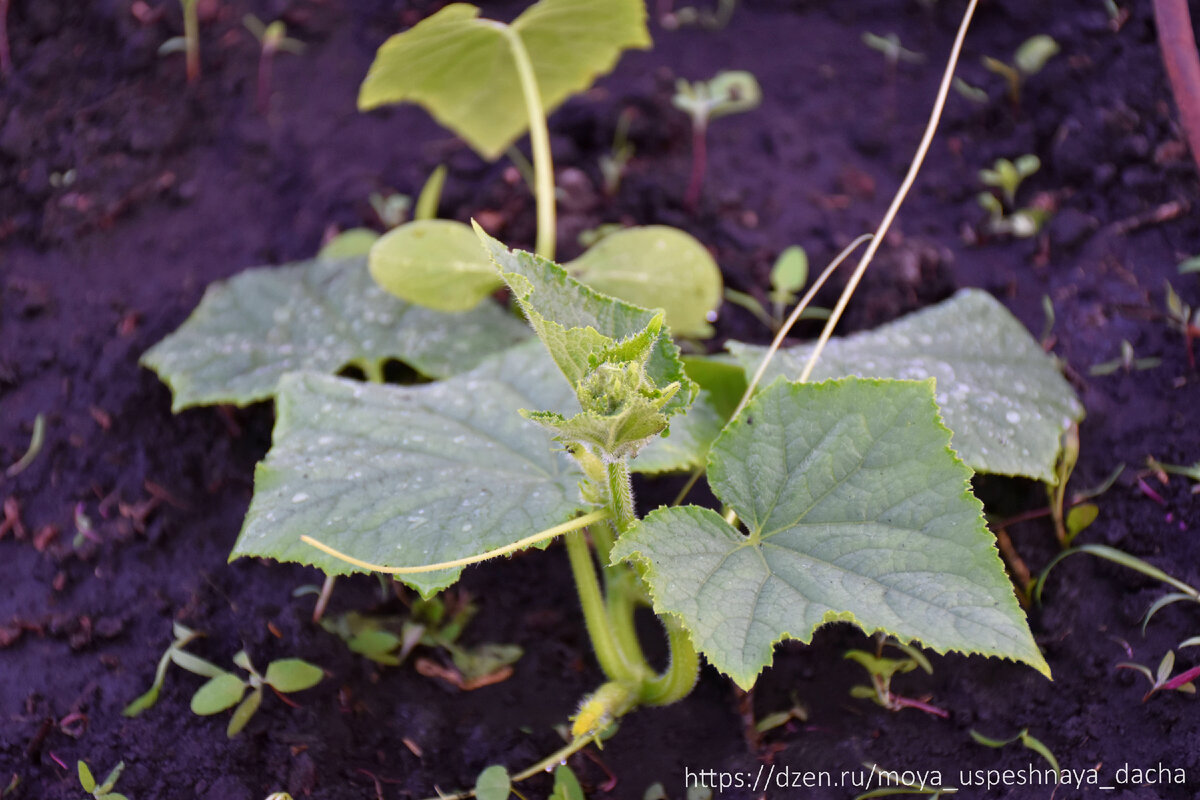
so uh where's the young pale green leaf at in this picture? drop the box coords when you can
[191,673,247,715]
[369,220,502,312]
[612,378,1048,689]
[318,228,380,259]
[226,687,263,737]
[1014,34,1059,75]
[474,765,512,800]
[566,226,723,338]
[550,765,586,800]
[231,341,586,597]
[348,629,403,658]
[726,289,1083,482]
[358,0,651,161]
[450,643,524,681]
[78,762,97,793]
[141,256,528,410]
[769,246,808,306]
[476,226,694,418]
[96,763,125,795]
[264,659,324,693]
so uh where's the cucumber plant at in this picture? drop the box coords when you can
[142,0,1087,796]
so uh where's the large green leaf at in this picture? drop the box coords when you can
[358,0,651,161]
[369,220,500,312]
[612,378,1047,689]
[566,226,723,338]
[476,227,694,418]
[141,256,528,411]
[231,342,585,597]
[726,289,1083,482]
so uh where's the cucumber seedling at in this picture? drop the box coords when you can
[244,15,305,114]
[672,70,761,211]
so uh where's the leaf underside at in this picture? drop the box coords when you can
[358,0,651,161]
[477,228,695,419]
[232,342,586,597]
[612,378,1048,689]
[727,289,1083,482]
[141,256,529,411]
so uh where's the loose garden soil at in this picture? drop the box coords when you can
[2,1,1199,798]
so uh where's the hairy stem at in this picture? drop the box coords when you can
[499,25,556,260]
[565,530,644,684]
[607,460,636,534]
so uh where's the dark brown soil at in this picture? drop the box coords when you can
[2,1,1199,798]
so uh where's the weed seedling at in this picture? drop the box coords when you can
[600,107,636,197]
[979,155,1039,207]
[977,156,1049,238]
[661,0,737,30]
[4,412,44,477]
[77,761,128,800]
[754,691,808,734]
[158,0,201,84]
[244,15,305,114]
[1117,650,1200,702]
[188,650,323,737]
[862,32,925,72]
[845,636,947,717]
[982,34,1060,110]
[672,70,761,210]
[725,245,830,331]
[122,622,205,716]
[1163,282,1200,367]
[969,728,1059,772]
[323,592,522,688]
[1179,255,1200,274]
[1146,455,1200,494]
[1088,339,1162,376]
[369,190,411,230]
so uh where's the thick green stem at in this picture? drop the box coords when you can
[565,530,642,684]
[604,568,651,674]
[500,26,556,260]
[639,618,701,706]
